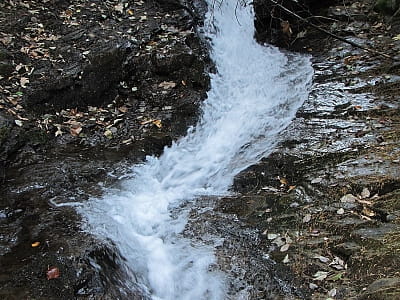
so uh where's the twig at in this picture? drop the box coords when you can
[269,0,398,61]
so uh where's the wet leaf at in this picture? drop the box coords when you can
[70,126,82,136]
[31,242,40,248]
[118,106,128,113]
[46,266,60,280]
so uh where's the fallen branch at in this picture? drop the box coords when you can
[269,0,398,61]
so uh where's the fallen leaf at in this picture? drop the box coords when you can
[328,288,337,297]
[361,187,370,199]
[309,283,318,290]
[362,206,375,217]
[279,176,288,185]
[46,266,60,280]
[31,242,40,248]
[267,233,278,240]
[104,129,113,139]
[15,120,23,127]
[313,271,329,281]
[55,125,63,137]
[20,77,29,88]
[159,81,176,89]
[281,20,292,38]
[314,255,330,263]
[118,106,128,113]
[340,194,357,203]
[303,214,312,223]
[152,119,162,128]
[328,272,345,281]
[280,243,290,252]
[70,126,82,136]
[311,177,323,184]
[282,254,290,264]
[337,208,345,215]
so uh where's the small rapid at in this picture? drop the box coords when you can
[81,1,313,299]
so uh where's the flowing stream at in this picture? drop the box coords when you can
[82,1,313,299]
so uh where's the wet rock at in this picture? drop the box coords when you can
[25,44,130,113]
[360,277,400,299]
[374,0,400,15]
[352,224,400,241]
[333,242,361,257]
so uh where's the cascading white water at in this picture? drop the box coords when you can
[81,1,313,299]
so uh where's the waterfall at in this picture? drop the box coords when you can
[81,1,313,299]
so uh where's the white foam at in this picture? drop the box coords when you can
[81,1,313,299]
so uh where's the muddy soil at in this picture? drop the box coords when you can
[1,0,400,299]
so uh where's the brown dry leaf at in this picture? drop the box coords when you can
[357,198,373,205]
[31,242,40,248]
[152,119,162,128]
[70,126,82,136]
[279,177,288,185]
[46,266,60,280]
[362,206,375,217]
[159,81,176,89]
[288,185,296,192]
[118,106,128,113]
[281,21,292,38]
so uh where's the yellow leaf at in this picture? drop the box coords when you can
[31,242,40,247]
[152,119,162,128]
[393,34,400,41]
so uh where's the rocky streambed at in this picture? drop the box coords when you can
[1,0,400,299]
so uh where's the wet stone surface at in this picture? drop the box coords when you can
[1,0,400,299]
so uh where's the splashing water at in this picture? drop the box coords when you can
[81,1,313,299]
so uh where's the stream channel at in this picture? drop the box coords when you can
[79,1,313,299]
